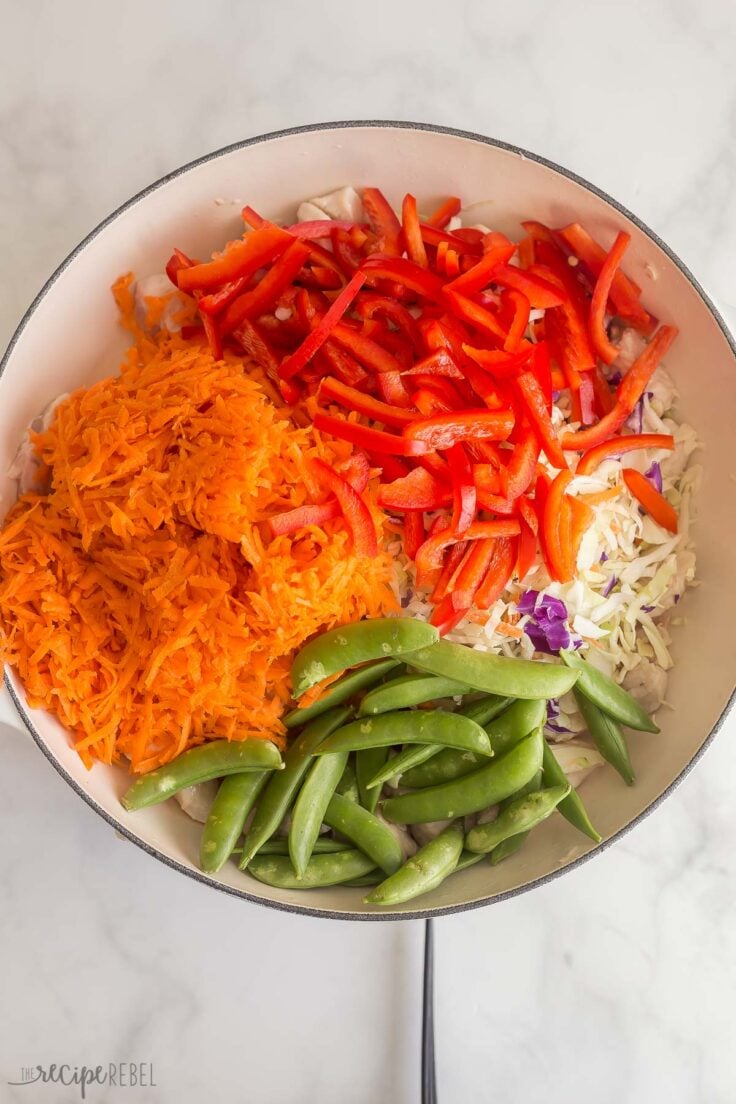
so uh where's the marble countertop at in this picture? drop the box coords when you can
[2,2,736,1101]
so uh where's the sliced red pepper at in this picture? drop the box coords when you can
[318,376,418,428]
[402,349,464,379]
[375,370,412,408]
[231,319,299,402]
[367,452,410,481]
[378,467,451,511]
[450,538,496,609]
[310,458,378,557]
[268,501,339,537]
[490,265,566,309]
[401,193,428,268]
[415,519,520,586]
[543,470,574,582]
[501,289,531,353]
[534,470,552,570]
[403,511,425,560]
[533,243,597,377]
[420,224,483,256]
[331,228,365,272]
[514,371,568,469]
[558,495,575,581]
[447,444,476,537]
[474,536,516,609]
[443,289,507,345]
[431,540,468,602]
[303,238,352,281]
[568,496,595,566]
[200,312,223,360]
[589,231,631,364]
[412,376,465,409]
[444,250,461,278]
[198,274,255,315]
[220,240,310,333]
[576,432,674,476]
[355,294,423,351]
[504,425,541,500]
[528,342,553,412]
[622,467,678,533]
[515,496,539,581]
[591,364,616,415]
[557,223,655,334]
[241,206,265,229]
[177,226,292,293]
[404,409,515,454]
[330,322,405,376]
[429,593,469,635]
[285,219,362,239]
[444,236,516,296]
[166,248,197,287]
[319,340,370,389]
[362,188,403,255]
[517,236,535,269]
[280,271,367,381]
[561,325,678,450]
[412,388,451,416]
[361,255,446,302]
[426,196,462,229]
[313,412,420,456]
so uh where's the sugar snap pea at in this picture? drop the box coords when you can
[364,822,464,906]
[283,659,400,728]
[405,640,579,699]
[401,747,484,789]
[291,618,439,698]
[358,673,471,715]
[382,728,543,824]
[459,695,514,726]
[323,793,404,874]
[121,739,282,811]
[343,872,384,887]
[561,650,658,732]
[239,706,351,869]
[335,758,360,802]
[541,739,601,842]
[466,784,570,853]
[313,710,492,758]
[290,749,349,877]
[487,698,547,755]
[574,689,635,785]
[200,771,269,874]
[248,849,377,889]
[366,744,442,790]
[356,746,389,813]
[490,831,529,865]
[454,849,486,873]
[254,837,352,856]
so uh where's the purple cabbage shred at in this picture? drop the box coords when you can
[518,590,571,655]
[546,698,560,720]
[642,604,655,613]
[600,551,608,563]
[644,461,663,493]
[546,721,574,735]
[602,576,617,598]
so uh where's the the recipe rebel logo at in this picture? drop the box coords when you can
[7,1062,156,1099]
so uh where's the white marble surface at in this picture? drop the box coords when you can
[1,1,736,1101]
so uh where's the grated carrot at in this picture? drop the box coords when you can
[495,621,524,639]
[580,484,622,506]
[0,275,396,773]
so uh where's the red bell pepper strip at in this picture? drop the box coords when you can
[443,289,507,345]
[313,412,421,456]
[534,470,552,570]
[528,342,553,412]
[461,345,532,375]
[177,226,292,292]
[404,409,515,454]
[515,497,539,582]
[241,205,265,229]
[412,388,451,416]
[501,289,531,353]
[200,312,223,360]
[490,265,566,309]
[318,376,419,428]
[417,451,452,485]
[231,319,300,403]
[367,452,410,481]
[429,593,469,635]
[303,239,352,281]
[474,536,516,609]
[561,325,678,450]
[591,364,615,415]
[589,231,631,364]
[444,250,461,278]
[426,196,462,228]
[362,188,403,255]
[533,244,597,377]
[504,426,541,500]
[578,372,596,425]
[220,240,310,333]
[198,274,255,315]
[403,511,425,560]
[415,520,520,586]
[447,444,476,537]
[557,223,655,334]
[576,432,674,476]
[448,539,497,610]
[280,271,367,380]
[378,466,451,511]
[419,224,483,256]
[444,236,516,296]
[431,540,468,602]
[331,228,365,272]
[355,294,423,351]
[284,219,363,239]
[330,323,405,376]
[268,501,340,537]
[514,371,568,470]
[402,349,465,379]
[361,255,446,302]
[622,467,678,533]
[401,193,428,268]
[310,458,378,557]
[412,377,465,410]
[543,470,574,582]
[517,236,535,269]
[166,248,198,287]
[375,370,412,408]
[319,341,370,389]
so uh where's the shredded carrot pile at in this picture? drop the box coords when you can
[0,275,396,772]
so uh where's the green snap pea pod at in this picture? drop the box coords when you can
[574,689,635,785]
[343,872,384,887]
[356,747,389,813]
[405,639,580,700]
[290,750,349,877]
[323,792,404,874]
[291,618,439,698]
[122,739,282,811]
[454,849,486,873]
[459,695,514,726]
[366,744,442,790]
[466,784,570,853]
[364,822,464,906]
[401,699,543,789]
[248,849,377,889]
[240,706,351,869]
[283,659,400,729]
[490,831,529,865]
[561,650,658,732]
[542,739,602,843]
[358,673,471,715]
[200,772,269,873]
[335,758,360,802]
[382,728,543,824]
[313,710,492,758]
[254,837,352,856]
